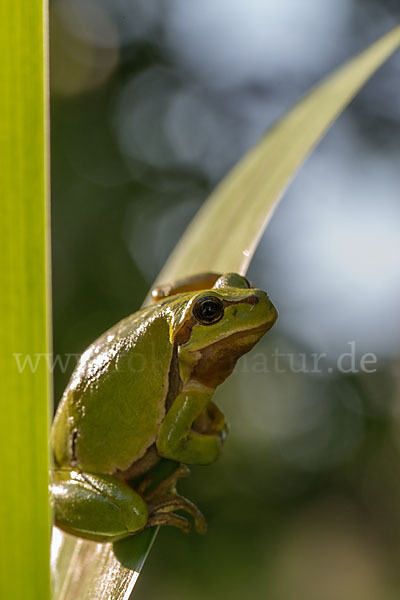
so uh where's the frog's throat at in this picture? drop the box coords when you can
[187,322,274,388]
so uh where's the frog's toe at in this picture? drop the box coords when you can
[140,463,207,534]
[147,494,207,534]
[142,463,190,499]
[147,512,191,534]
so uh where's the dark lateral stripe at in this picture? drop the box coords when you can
[174,295,259,345]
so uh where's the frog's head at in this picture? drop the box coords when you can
[172,273,278,386]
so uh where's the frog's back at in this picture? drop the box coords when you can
[52,306,173,474]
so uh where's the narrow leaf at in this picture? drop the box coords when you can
[0,2,51,600]
[158,24,400,282]
[51,26,400,600]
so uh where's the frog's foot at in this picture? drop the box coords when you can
[140,464,207,534]
[193,401,228,438]
[146,511,191,533]
[152,272,221,301]
[147,493,207,534]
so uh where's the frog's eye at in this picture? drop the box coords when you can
[193,296,224,325]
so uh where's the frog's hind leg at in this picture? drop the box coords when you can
[140,464,207,534]
[50,468,148,543]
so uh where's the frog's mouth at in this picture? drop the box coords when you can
[190,321,275,388]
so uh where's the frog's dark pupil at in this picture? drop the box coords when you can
[203,302,217,317]
[194,296,224,325]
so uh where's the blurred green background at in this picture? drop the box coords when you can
[50,1,400,598]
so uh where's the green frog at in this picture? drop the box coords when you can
[50,272,277,542]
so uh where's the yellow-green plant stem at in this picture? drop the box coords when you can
[51,26,400,600]
[0,2,51,600]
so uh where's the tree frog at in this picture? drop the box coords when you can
[50,272,277,542]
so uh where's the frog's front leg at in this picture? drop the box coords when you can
[156,384,227,465]
[50,468,148,543]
